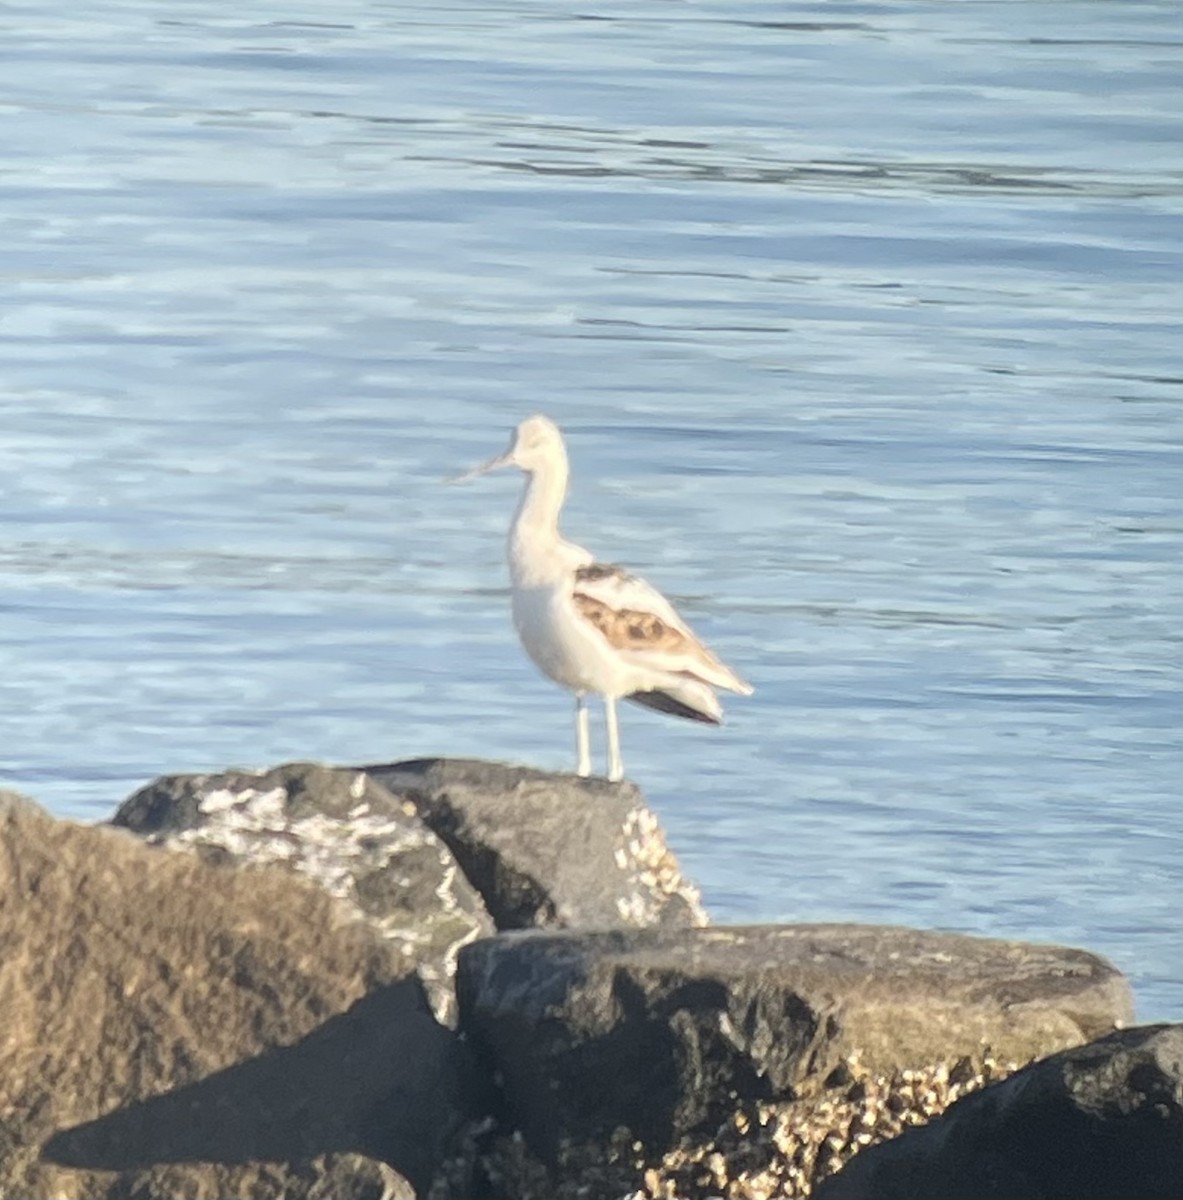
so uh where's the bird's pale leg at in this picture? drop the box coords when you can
[575,692,591,777]
[604,694,623,782]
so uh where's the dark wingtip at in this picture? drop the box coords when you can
[625,689,722,725]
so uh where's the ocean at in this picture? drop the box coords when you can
[2,0,1180,1019]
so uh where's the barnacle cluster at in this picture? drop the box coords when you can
[626,1050,1021,1199]
[613,804,709,927]
[433,1050,1022,1200]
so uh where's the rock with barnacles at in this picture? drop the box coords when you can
[113,761,495,1023]
[454,923,1134,1171]
[429,1047,1028,1200]
[362,758,708,931]
[0,790,480,1200]
[814,1022,1183,1200]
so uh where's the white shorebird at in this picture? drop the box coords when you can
[453,414,752,782]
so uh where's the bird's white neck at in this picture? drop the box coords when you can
[509,456,569,585]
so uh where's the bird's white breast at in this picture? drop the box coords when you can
[511,581,614,693]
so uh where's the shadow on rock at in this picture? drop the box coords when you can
[43,978,474,1195]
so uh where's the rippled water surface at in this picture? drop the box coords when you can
[2,1,1180,1019]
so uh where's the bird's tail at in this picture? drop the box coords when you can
[626,676,723,725]
[691,650,754,696]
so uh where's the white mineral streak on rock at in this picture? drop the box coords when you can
[434,861,462,912]
[423,860,488,1018]
[198,787,245,814]
[248,786,286,822]
[141,774,485,1025]
[166,781,433,938]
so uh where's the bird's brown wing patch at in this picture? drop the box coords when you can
[572,591,693,655]
[572,561,750,694]
[573,562,627,585]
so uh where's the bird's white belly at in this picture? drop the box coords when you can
[511,582,625,695]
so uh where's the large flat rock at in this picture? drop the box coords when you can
[815,1022,1183,1200]
[456,923,1134,1165]
[1,791,480,1200]
[113,761,495,1023]
[363,759,708,930]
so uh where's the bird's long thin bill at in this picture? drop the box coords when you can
[445,452,511,484]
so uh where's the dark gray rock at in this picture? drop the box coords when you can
[456,923,1134,1164]
[1,791,480,1200]
[815,1022,1183,1200]
[362,758,708,931]
[113,762,495,1022]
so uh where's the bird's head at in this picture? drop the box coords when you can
[450,413,566,481]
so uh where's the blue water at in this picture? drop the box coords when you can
[2,1,1180,1021]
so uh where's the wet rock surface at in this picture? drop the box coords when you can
[0,789,477,1200]
[364,758,708,930]
[814,1021,1183,1200]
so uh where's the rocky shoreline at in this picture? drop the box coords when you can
[1,760,1178,1199]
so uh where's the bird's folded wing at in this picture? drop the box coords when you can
[571,562,751,694]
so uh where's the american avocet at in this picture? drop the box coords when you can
[453,414,752,782]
